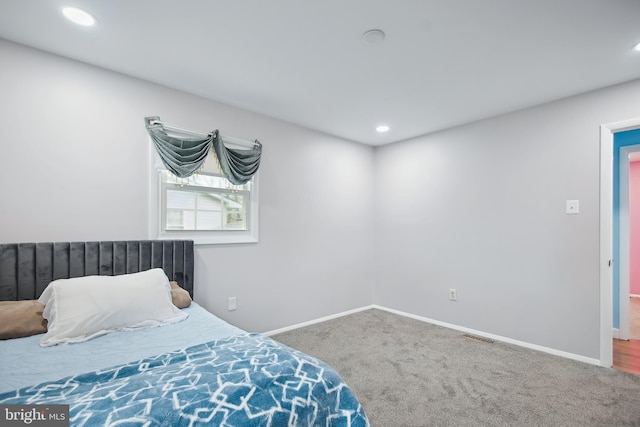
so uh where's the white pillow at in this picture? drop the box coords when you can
[38,268,188,347]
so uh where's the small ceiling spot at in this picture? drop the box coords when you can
[62,7,96,26]
[376,125,390,133]
[362,29,385,45]
[634,41,640,52]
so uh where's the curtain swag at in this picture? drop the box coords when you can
[144,116,262,185]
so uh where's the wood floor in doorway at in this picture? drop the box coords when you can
[613,297,640,375]
[613,339,640,375]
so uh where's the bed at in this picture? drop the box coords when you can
[0,240,369,426]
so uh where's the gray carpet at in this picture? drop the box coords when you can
[272,309,640,427]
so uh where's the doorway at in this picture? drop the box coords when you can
[613,139,640,374]
[599,119,640,369]
[629,157,640,343]
[616,142,640,341]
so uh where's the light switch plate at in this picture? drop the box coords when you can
[566,200,579,215]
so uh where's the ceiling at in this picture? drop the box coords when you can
[0,0,639,146]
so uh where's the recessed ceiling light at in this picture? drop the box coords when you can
[634,41,640,52]
[62,7,96,26]
[362,29,385,45]
[376,125,390,133]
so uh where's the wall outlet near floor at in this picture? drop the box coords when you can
[228,297,237,311]
[449,289,457,301]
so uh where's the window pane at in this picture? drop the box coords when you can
[223,193,244,208]
[224,212,245,229]
[167,189,195,209]
[222,194,246,229]
[197,192,222,211]
[197,211,222,230]
[166,210,184,229]
[166,209,195,230]
[182,211,196,230]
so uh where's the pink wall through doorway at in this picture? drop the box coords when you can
[630,161,640,295]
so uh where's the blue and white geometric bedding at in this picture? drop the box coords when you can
[0,333,369,427]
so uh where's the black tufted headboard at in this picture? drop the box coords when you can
[0,240,194,301]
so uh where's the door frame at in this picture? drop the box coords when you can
[600,118,640,367]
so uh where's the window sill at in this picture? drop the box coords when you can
[156,231,258,246]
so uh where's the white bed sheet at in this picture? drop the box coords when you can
[0,303,244,393]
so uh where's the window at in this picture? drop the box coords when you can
[149,144,259,245]
[162,171,250,231]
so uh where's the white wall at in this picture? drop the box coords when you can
[0,39,375,332]
[6,36,640,361]
[374,78,640,359]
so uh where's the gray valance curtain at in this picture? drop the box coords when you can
[144,116,262,185]
[211,130,262,185]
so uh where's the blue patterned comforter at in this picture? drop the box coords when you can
[0,333,369,426]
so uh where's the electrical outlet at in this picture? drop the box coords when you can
[228,297,237,311]
[449,289,457,301]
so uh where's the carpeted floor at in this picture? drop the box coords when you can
[272,309,640,427]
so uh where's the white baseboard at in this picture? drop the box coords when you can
[263,305,375,336]
[613,328,621,339]
[263,304,601,367]
[373,305,601,366]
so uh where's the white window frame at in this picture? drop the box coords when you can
[148,140,259,245]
